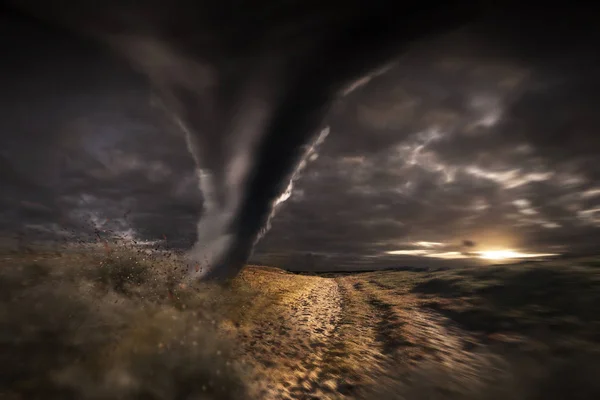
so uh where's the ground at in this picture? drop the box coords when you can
[1,249,600,399]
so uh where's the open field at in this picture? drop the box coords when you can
[1,249,600,399]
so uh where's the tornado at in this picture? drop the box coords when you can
[9,0,478,280]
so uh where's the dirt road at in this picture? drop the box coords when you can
[235,272,489,399]
[236,275,343,399]
[233,264,600,399]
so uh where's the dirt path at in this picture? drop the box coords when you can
[238,276,343,399]
[284,278,343,399]
[235,271,514,399]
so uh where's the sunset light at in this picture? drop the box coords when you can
[477,250,558,260]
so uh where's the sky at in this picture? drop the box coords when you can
[1,3,599,271]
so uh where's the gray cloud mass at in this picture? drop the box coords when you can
[2,4,599,270]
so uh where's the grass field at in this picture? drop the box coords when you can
[1,249,599,399]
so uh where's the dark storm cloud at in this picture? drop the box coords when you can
[255,6,600,269]
[0,12,202,246]
[7,0,479,278]
[2,3,600,271]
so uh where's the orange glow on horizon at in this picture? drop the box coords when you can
[476,249,558,260]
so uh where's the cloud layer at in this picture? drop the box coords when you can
[2,3,599,271]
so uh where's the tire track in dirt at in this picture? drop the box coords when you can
[329,277,393,397]
[353,279,411,360]
[240,273,497,398]
[286,278,343,399]
[366,296,410,356]
[239,277,342,399]
[368,279,394,291]
[360,277,500,386]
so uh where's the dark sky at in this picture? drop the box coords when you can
[1,3,599,270]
